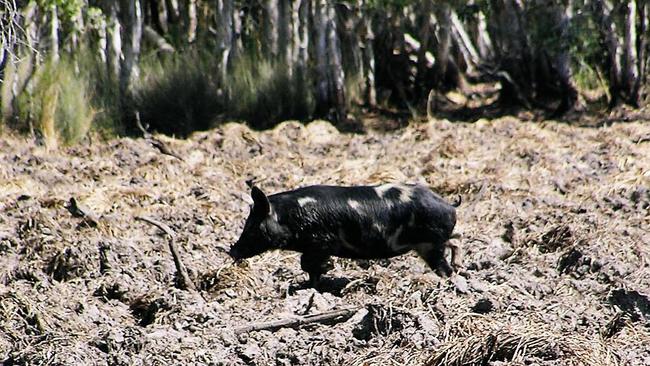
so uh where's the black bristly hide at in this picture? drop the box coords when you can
[229,183,460,287]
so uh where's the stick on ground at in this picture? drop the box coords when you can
[233,306,360,334]
[136,215,196,291]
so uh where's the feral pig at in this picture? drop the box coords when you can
[229,183,461,287]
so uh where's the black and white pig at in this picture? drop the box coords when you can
[229,183,461,287]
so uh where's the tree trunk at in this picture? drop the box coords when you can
[551,0,579,115]
[105,1,122,82]
[623,0,640,106]
[476,10,494,60]
[326,2,346,123]
[416,2,434,100]
[313,0,346,123]
[636,0,648,100]
[216,0,234,80]
[187,0,197,43]
[592,0,623,108]
[291,0,303,76]
[361,9,376,107]
[449,9,479,74]
[278,0,292,71]
[119,0,143,98]
[264,0,279,59]
[50,4,60,62]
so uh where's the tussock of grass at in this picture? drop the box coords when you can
[135,53,222,137]
[16,57,94,146]
[134,51,315,136]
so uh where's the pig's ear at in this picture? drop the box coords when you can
[251,186,270,217]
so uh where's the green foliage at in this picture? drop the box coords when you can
[134,49,314,136]
[16,57,94,145]
[226,55,314,130]
[135,52,223,137]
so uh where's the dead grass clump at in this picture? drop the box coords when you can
[129,295,171,327]
[198,262,251,293]
[46,247,93,281]
[528,224,578,253]
[426,317,619,366]
[352,304,417,341]
[607,289,650,322]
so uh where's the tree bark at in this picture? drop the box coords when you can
[592,0,623,108]
[361,6,376,107]
[187,0,197,43]
[264,0,279,59]
[623,0,640,106]
[216,0,234,80]
[278,0,292,71]
[449,9,479,74]
[119,0,143,98]
[313,0,347,123]
[290,0,303,77]
[551,0,579,115]
[105,1,122,82]
[476,10,494,60]
[50,4,60,62]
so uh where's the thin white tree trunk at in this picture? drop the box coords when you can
[106,2,122,82]
[264,0,279,59]
[119,0,143,96]
[476,10,493,60]
[187,0,197,43]
[50,4,59,62]
[216,0,233,80]
[361,3,376,107]
[314,0,329,112]
[278,0,292,71]
[291,0,303,76]
[623,0,639,104]
[325,1,346,122]
[592,0,623,106]
[449,9,479,72]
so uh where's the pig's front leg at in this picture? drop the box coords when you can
[300,252,331,288]
[415,242,454,277]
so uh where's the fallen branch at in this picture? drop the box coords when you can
[136,215,196,291]
[135,112,184,161]
[65,197,99,227]
[233,306,360,334]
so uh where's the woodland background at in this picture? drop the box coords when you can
[1,0,649,144]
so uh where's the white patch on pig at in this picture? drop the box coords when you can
[270,206,279,222]
[374,183,413,203]
[347,199,363,214]
[398,185,413,203]
[373,222,385,233]
[386,225,408,251]
[297,196,317,207]
[374,184,395,198]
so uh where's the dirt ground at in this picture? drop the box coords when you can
[1,117,649,365]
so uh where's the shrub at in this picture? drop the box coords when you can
[134,53,223,138]
[16,57,94,147]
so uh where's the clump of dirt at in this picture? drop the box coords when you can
[1,117,649,364]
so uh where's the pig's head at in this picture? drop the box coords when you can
[229,185,283,260]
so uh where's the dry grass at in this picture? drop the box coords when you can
[0,116,649,364]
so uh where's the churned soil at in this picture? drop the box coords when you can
[1,117,649,365]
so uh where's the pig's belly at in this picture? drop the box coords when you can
[333,238,412,259]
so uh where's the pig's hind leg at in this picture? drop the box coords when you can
[415,242,454,277]
[300,253,332,288]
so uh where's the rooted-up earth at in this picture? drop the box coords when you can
[1,117,649,365]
